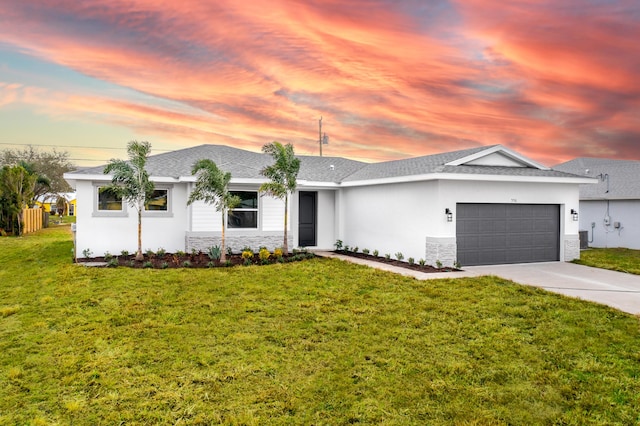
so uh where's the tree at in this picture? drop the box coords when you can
[103,141,154,261]
[187,159,240,262]
[259,142,300,254]
[0,164,38,235]
[1,146,74,194]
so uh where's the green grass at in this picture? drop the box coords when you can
[1,227,640,424]
[573,247,640,275]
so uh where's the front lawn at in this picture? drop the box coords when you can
[574,247,640,275]
[1,227,640,424]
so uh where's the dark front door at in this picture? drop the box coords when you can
[298,191,317,247]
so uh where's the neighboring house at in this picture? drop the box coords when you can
[35,192,77,216]
[63,144,593,266]
[555,158,640,250]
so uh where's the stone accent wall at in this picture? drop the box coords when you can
[564,234,580,262]
[425,237,457,267]
[186,232,293,253]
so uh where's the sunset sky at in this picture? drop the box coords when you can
[1,0,639,167]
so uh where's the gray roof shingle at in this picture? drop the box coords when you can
[554,158,640,199]
[70,144,586,184]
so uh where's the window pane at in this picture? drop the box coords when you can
[98,187,122,210]
[146,189,168,211]
[228,211,257,228]
[232,191,258,209]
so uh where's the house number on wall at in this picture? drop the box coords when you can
[511,198,517,203]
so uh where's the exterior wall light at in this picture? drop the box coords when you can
[571,209,579,221]
[445,208,453,222]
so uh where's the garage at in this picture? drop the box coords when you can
[456,203,560,266]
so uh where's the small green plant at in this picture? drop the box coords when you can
[243,258,252,266]
[344,245,350,252]
[224,260,232,267]
[436,260,443,269]
[227,247,233,256]
[176,250,185,257]
[120,249,129,257]
[353,246,359,253]
[182,260,192,268]
[274,247,284,259]
[384,253,391,260]
[334,239,343,251]
[454,260,461,269]
[145,248,155,258]
[143,261,153,268]
[191,248,199,256]
[160,262,169,269]
[395,252,404,261]
[104,251,113,261]
[128,260,135,267]
[207,245,222,260]
[82,248,93,258]
[419,258,426,266]
[107,258,118,267]
[362,248,370,255]
[259,248,271,263]
[408,257,414,265]
[207,261,215,268]
[373,249,379,257]
[156,247,166,256]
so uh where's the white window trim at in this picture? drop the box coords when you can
[227,190,259,230]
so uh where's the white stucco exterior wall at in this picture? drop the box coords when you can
[74,180,189,257]
[579,200,640,249]
[338,178,581,267]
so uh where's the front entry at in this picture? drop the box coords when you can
[298,191,317,247]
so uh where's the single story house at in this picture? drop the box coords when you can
[63,144,593,266]
[554,158,640,250]
[35,192,77,216]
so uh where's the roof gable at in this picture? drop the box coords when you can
[446,145,549,169]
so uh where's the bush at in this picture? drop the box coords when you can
[145,249,155,258]
[242,249,254,260]
[120,249,129,257]
[334,239,343,251]
[353,246,359,253]
[408,257,414,265]
[373,250,379,257]
[182,260,192,268]
[362,248,370,255]
[161,262,169,269]
[156,247,166,256]
[385,253,391,260]
[274,247,283,259]
[107,258,118,268]
[82,248,93,258]
[143,261,153,268]
[436,260,442,268]
[259,248,271,263]
[207,245,222,261]
[395,252,404,261]
[104,251,113,261]
[419,259,426,266]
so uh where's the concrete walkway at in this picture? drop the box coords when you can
[317,252,640,315]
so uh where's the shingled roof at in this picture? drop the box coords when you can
[69,144,586,184]
[554,158,640,200]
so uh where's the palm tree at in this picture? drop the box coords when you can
[0,164,38,235]
[103,141,154,261]
[187,159,240,262]
[259,142,300,254]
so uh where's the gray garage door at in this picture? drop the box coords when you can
[457,203,560,266]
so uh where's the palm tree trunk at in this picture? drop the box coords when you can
[283,193,289,254]
[136,208,143,261]
[220,211,226,262]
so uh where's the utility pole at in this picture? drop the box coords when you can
[318,117,328,156]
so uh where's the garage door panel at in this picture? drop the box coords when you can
[457,203,559,266]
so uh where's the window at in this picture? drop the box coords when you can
[97,187,123,211]
[145,189,168,211]
[228,191,258,228]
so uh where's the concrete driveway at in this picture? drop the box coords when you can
[319,252,640,315]
[462,262,640,316]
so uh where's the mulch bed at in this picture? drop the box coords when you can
[76,251,315,268]
[333,250,461,273]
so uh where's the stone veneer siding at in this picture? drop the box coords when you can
[425,237,457,268]
[186,232,293,253]
[564,234,580,262]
